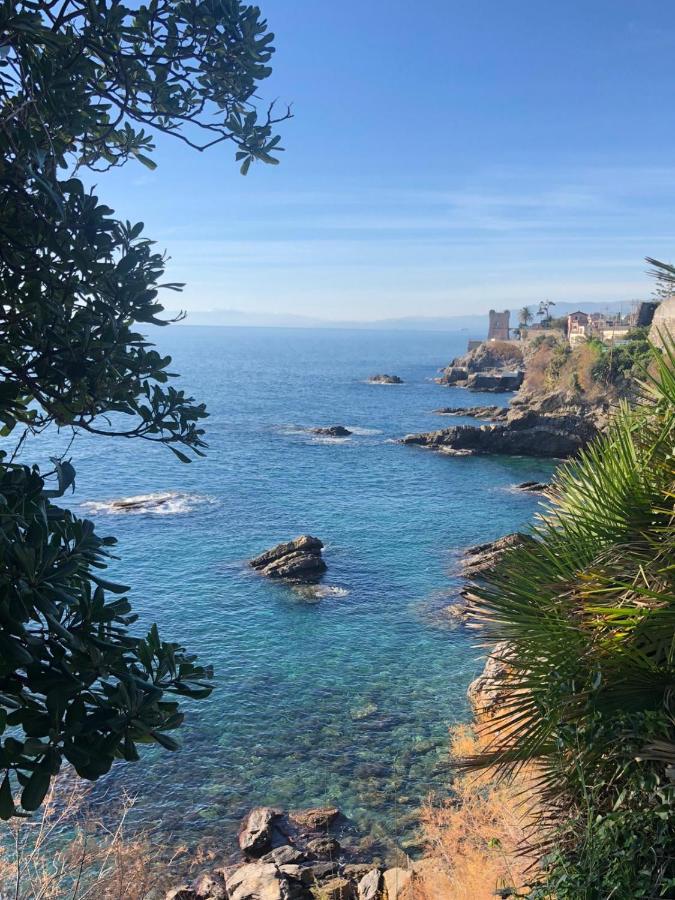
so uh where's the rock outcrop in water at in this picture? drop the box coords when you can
[402,389,605,459]
[460,532,534,579]
[250,535,327,582]
[434,405,508,420]
[367,374,403,384]
[311,425,352,437]
[514,480,550,493]
[166,805,396,900]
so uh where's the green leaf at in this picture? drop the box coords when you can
[21,769,51,812]
[149,730,180,751]
[0,774,15,820]
[134,153,157,170]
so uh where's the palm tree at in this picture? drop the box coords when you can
[537,298,556,325]
[466,334,675,896]
[518,306,533,328]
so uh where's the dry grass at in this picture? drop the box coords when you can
[522,337,608,401]
[419,726,540,900]
[485,341,524,365]
[0,776,199,899]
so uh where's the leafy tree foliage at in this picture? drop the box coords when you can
[467,337,675,896]
[0,0,287,816]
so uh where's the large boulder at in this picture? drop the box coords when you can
[239,807,283,857]
[250,537,326,583]
[227,862,310,900]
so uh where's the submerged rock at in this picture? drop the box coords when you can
[514,480,550,493]
[250,536,327,583]
[107,493,176,512]
[367,374,403,384]
[311,425,352,437]
[289,806,340,831]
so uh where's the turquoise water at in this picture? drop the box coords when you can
[12,327,554,858]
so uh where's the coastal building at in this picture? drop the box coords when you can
[567,311,589,346]
[487,309,510,341]
[567,306,646,346]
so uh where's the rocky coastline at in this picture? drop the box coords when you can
[404,387,607,458]
[182,338,615,898]
[404,338,610,458]
[166,805,416,900]
[433,405,508,420]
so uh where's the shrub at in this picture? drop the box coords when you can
[466,337,675,897]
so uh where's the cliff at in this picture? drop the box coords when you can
[403,334,638,458]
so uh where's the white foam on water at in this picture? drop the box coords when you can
[310,435,351,445]
[345,426,383,436]
[81,491,216,516]
[276,424,308,436]
[291,584,351,600]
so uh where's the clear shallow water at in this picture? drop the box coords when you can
[10,327,555,859]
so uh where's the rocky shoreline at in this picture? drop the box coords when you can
[189,338,609,897]
[433,405,508,420]
[166,805,416,899]
[404,389,607,459]
[407,339,611,458]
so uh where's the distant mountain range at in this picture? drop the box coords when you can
[171,300,641,334]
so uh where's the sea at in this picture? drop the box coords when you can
[11,326,555,859]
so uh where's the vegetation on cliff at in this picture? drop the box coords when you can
[0,0,286,817]
[523,327,653,399]
[466,336,675,897]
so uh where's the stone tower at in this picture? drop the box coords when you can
[487,309,510,341]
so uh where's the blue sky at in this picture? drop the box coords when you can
[103,0,675,322]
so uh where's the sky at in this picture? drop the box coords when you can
[102,0,675,323]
